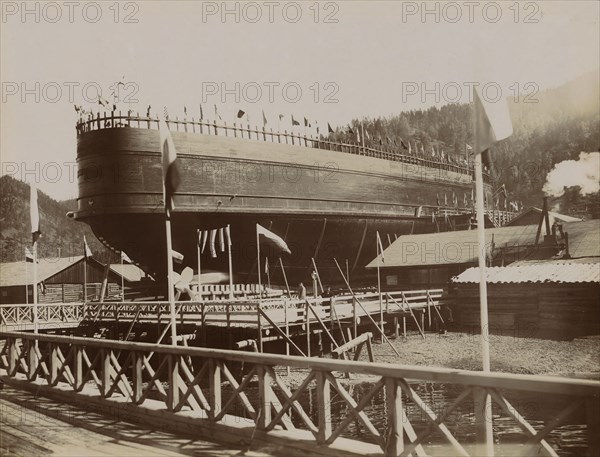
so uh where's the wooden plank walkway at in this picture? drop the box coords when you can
[0,384,277,457]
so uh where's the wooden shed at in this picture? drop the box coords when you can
[0,256,124,304]
[450,259,600,340]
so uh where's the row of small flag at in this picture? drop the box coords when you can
[197,226,232,258]
[435,190,522,210]
[196,224,291,258]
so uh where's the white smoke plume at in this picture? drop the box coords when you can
[543,152,600,197]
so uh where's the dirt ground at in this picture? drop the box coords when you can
[277,332,600,385]
[364,332,600,376]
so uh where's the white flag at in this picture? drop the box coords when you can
[30,182,41,244]
[84,236,92,259]
[218,227,225,252]
[225,225,232,246]
[473,86,513,161]
[256,224,291,254]
[121,251,132,263]
[209,229,217,258]
[199,230,208,254]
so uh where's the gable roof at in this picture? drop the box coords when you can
[366,219,600,269]
[506,206,582,226]
[0,256,85,287]
[109,264,153,282]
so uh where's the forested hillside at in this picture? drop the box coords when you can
[336,70,599,217]
[0,175,111,262]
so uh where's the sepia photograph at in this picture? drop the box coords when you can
[1,1,599,456]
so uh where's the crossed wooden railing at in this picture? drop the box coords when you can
[0,330,598,456]
[0,302,86,330]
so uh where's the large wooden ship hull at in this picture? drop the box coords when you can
[74,117,492,286]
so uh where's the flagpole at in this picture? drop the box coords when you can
[361,123,366,154]
[475,153,491,372]
[165,209,177,345]
[120,253,124,300]
[266,259,271,290]
[256,227,262,300]
[32,240,38,334]
[279,258,291,298]
[84,254,88,303]
[376,232,383,338]
[474,91,494,456]
[197,230,202,301]
[227,225,234,299]
[25,249,28,305]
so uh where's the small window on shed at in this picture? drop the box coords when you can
[386,275,398,286]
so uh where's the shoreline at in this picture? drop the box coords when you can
[276,332,600,386]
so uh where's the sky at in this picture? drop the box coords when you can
[1,0,599,200]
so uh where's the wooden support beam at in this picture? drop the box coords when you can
[334,259,401,358]
[316,371,332,444]
[258,307,306,357]
[332,332,372,357]
[385,378,404,457]
[208,358,222,420]
[305,300,340,351]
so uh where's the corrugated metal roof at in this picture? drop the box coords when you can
[452,259,600,284]
[0,256,84,287]
[366,219,600,269]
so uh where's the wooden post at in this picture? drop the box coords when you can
[316,371,332,443]
[393,316,399,339]
[133,352,143,403]
[306,300,311,357]
[8,338,17,376]
[403,317,407,338]
[385,378,404,456]
[71,345,82,391]
[353,297,357,338]
[257,302,263,352]
[256,365,272,430]
[168,354,179,411]
[284,300,290,376]
[209,359,222,420]
[101,348,111,398]
[474,387,493,456]
[28,340,37,381]
[49,343,59,385]
[201,303,206,346]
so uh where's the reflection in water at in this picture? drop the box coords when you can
[224,379,587,457]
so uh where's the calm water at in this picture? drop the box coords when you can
[224,379,588,457]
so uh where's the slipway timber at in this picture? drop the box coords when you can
[1,330,599,456]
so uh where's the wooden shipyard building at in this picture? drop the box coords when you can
[367,216,600,339]
[0,256,151,304]
[452,258,600,339]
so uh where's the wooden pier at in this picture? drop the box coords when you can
[0,290,445,353]
[1,330,599,456]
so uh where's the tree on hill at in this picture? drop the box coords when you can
[0,175,110,262]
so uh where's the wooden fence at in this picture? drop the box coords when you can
[0,302,86,331]
[0,330,598,456]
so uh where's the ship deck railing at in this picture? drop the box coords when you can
[76,111,489,182]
